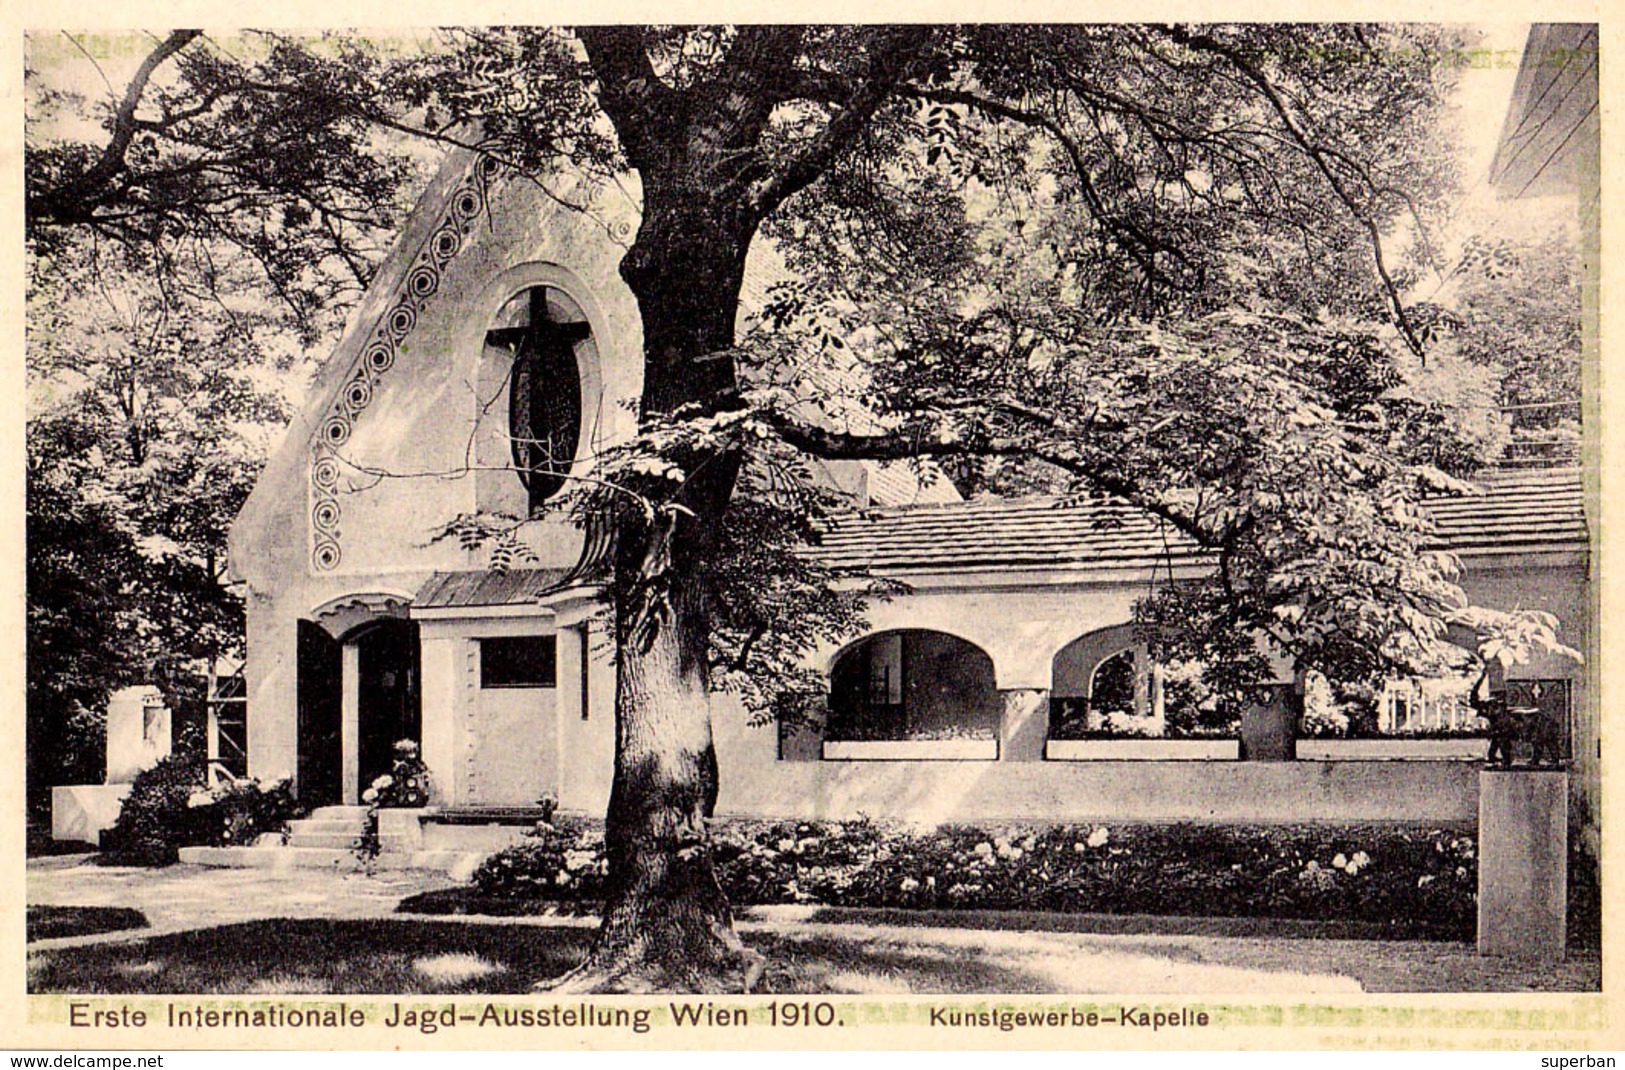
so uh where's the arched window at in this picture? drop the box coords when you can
[1050,626,1241,740]
[484,285,588,511]
[828,630,999,743]
[1089,649,1137,720]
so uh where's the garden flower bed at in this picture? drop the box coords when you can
[436,819,1482,940]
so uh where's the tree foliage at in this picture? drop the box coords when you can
[26,31,423,337]
[26,237,295,803]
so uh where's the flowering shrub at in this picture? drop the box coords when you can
[472,815,607,901]
[185,773,299,848]
[463,819,1480,938]
[102,754,300,866]
[362,740,431,807]
[355,740,432,862]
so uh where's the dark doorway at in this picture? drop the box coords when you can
[355,618,422,794]
[296,620,343,808]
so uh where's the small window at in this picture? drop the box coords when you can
[480,636,557,689]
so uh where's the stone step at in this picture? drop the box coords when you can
[178,844,488,878]
[288,818,367,836]
[307,805,370,821]
[286,832,363,850]
[178,845,358,870]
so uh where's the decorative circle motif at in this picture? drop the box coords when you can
[385,303,417,340]
[406,264,439,300]
[451,189,482,222]
[364,341,396,375]
[312,499,342,533]
[309,151,490,575]
[343,376,372,413]
[312,541,342,572]
[311,456,340,490]
[430,225,462,263]
[321,415,351,448]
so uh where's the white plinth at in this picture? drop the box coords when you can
[51,784,133,844]
[1478,768,1567,960]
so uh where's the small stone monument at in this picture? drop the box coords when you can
[104,685,172,783]
[51,686,173,844]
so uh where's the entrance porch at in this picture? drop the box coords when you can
[297,604,422,808]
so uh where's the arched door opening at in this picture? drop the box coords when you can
[296,610,422,806]
[1050,626,1242,740]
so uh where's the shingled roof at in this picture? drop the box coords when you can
[811,467,1587,576]
[415,567,573,610]
[412,468,1586,608]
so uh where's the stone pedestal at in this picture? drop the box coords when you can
[1241,684,1296,761]
[999,688,1049,762]
[52,685,170,843]
[51,784,133,845]
[1478,768,1567,960]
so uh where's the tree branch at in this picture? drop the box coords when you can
[907,83,1177,283]
[576,26,683,171]
[65,31,202,210]
[745,27,935,217]
[1151,25,1429,358]
[757,408,1219,548]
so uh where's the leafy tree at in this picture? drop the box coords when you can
[25,27,429,809]
[27,24,1579,992]
[1448,229,1583,459]
[26,237,294,812]
[442,24,1484,991]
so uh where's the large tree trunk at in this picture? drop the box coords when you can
[543,198,765,994]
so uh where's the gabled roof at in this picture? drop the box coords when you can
[810,467,1587,576]
[1489,24,1599,199]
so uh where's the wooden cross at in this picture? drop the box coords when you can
[485,285,591,358]
[486,287,589,510]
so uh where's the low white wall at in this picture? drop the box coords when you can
[712,698,1478,826]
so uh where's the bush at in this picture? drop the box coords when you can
[100,754,300,866]
[193,775,302,848]
[100,754,210,865]
[465,819,1481,939]
[471,816,607,900]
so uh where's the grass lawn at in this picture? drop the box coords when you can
[26,916,1600,995]
[27,906,150,942]
[25,918,1045,995]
